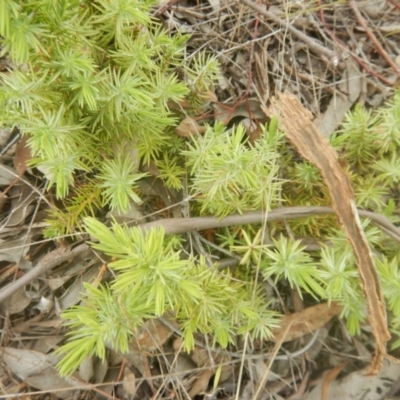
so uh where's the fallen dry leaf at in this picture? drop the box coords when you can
[125,344,154,392]
[191,347,211,367]
[188,369,214,398]
[3,287,31,315]
[214,98,266,125]
[199,89,218,103]
[14,135,32,176]
[135,317,174,351]
[0,128,12,148]
[122,370,136,396]
[1,347,76,399]
[266,93,390,374]
[79,356,94,382]
[175,116,207,137]
[272,302,342,343]
[0,164,18,186]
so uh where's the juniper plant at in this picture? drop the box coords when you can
[2,0,400,380]
[0,0,218,236]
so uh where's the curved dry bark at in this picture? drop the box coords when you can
[265,92,390,375]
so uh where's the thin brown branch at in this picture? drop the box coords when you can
[1,206,400,304]
[0,244,86,305]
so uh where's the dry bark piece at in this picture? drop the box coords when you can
[265,92,390,374]
[272,302,342,343]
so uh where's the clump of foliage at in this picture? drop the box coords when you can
[57,218,281,376]
[183,119,282,217]
[55,91,400,376]
[0,0,283,376]
[0,0,218,235]
[3,0,400,380]
[55,118,285,375]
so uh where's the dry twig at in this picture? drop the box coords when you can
[1,206,400,305]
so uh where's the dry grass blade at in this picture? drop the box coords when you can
[253,320,293,400]
[265,92,390,375]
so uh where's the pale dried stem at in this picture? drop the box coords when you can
[1,206,399,304]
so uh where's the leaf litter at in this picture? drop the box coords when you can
[1,0,400,399]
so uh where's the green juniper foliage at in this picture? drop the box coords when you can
[182,119,283,217]
[3,0,400,380]
[0,0,218,236]
[56,218,281,376]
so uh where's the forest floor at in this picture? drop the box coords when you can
[1,0,400,399]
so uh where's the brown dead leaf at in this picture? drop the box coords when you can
[3,287,31,315]
[265,93,390,374]
[135,318,174,351]
[214,99,266,125]
[175,117,206,137]
[1,347,76,399]
[14,135,32,176]
[272,302,342,343]
[79,356,94,382]
[122,370,136,396]
[0,128,13,148]
[168,97,193,111]
[191,347,210,367]
[141,160,160,177]
[5,184,36,227]
[0,164,18,186]
[241,118,264,144]
[188,369,214,398]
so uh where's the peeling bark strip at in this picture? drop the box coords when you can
[265,93,390,374]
